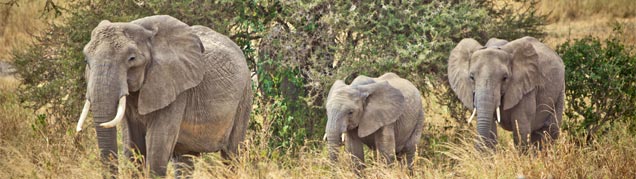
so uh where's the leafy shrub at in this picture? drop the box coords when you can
[558,24,636,141]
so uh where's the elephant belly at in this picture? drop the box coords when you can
[175,101,238,153]
[174,71,243,153]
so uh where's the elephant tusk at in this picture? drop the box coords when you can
[100,96,126,128]
[467,108,476,123]
[322,133,346,142]
[76,100,91,132]
[496,106,501,123]
[341,133,346,143]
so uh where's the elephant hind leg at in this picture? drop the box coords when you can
[396,146,416,172]
[531,92,564,150]
[221,83,252,160]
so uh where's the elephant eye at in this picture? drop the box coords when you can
[469,73,475,81]
[347,111,353,115]
[503,75,509,81]
[128,56,136,61]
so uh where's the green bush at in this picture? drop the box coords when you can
[558,24,636,141]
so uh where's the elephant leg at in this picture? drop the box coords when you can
[511,116,532,153]
[122,117,147,171]
[221,84,252,160]
[552,92,564,140]
[374,124,396,165]
[346,129,365,171]
[146,118,182,176]
[145,98,186,177]
[396,146,416,173]
[531,92,564,150]
[510,92,536,153]
[530,115,561,150]
[530,129,549,150]
[172,152,199,179]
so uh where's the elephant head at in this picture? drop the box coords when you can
[324,79,405,160]
[75,15,206,172]
[448,37,539,150]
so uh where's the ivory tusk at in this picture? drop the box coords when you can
[467,108,476,123]
[76,100,91,132]
[322,133,346,142]
[496,106,501,123]
[100,96,126,128]
[341,133,346,143]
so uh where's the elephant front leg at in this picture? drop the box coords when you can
[145,99,186,177]
[507,90,536,153]
[346,129,365,171]
[122,116,147,171]
[510,104,535,153]
[511,118,531,152]
[374,124,396,165]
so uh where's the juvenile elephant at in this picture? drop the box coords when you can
[324,73,424,168]
[448,37,565,150]
[75,15,252,177]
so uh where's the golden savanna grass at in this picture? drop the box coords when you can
[535,0,636,46]
[1,0,636,178]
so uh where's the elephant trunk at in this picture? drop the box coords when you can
[91,97,120,176]
[94,115,119,175]
[86,64,128,176]
[325,111,345,161]
[474,89,498,151]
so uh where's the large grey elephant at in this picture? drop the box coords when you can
[448,37,564,150]
[75,15,252,177]
[324,73,424,169]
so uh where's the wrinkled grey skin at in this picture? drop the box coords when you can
[448,37,564,151]
[82,15,252,177]
[325,73,424,169]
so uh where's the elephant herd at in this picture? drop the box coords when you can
[75,15,564,177]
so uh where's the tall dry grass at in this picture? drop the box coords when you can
[532,0,636,47]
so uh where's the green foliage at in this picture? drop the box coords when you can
[558,24,636,141]
[12,0,548,154]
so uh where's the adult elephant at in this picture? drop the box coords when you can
[75,15,252,177]
[324,73,424,169]
[448,37,564,151]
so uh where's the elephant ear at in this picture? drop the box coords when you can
[355,81,405,137]
[132,15,206,115]
[448,38,483,109]
[501,37,540,110]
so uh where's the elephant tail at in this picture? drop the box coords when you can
[222,80,253,159]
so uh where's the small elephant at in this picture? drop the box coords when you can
[448,37,565,150]
[75,15,252,177]
[324,73,424,169]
